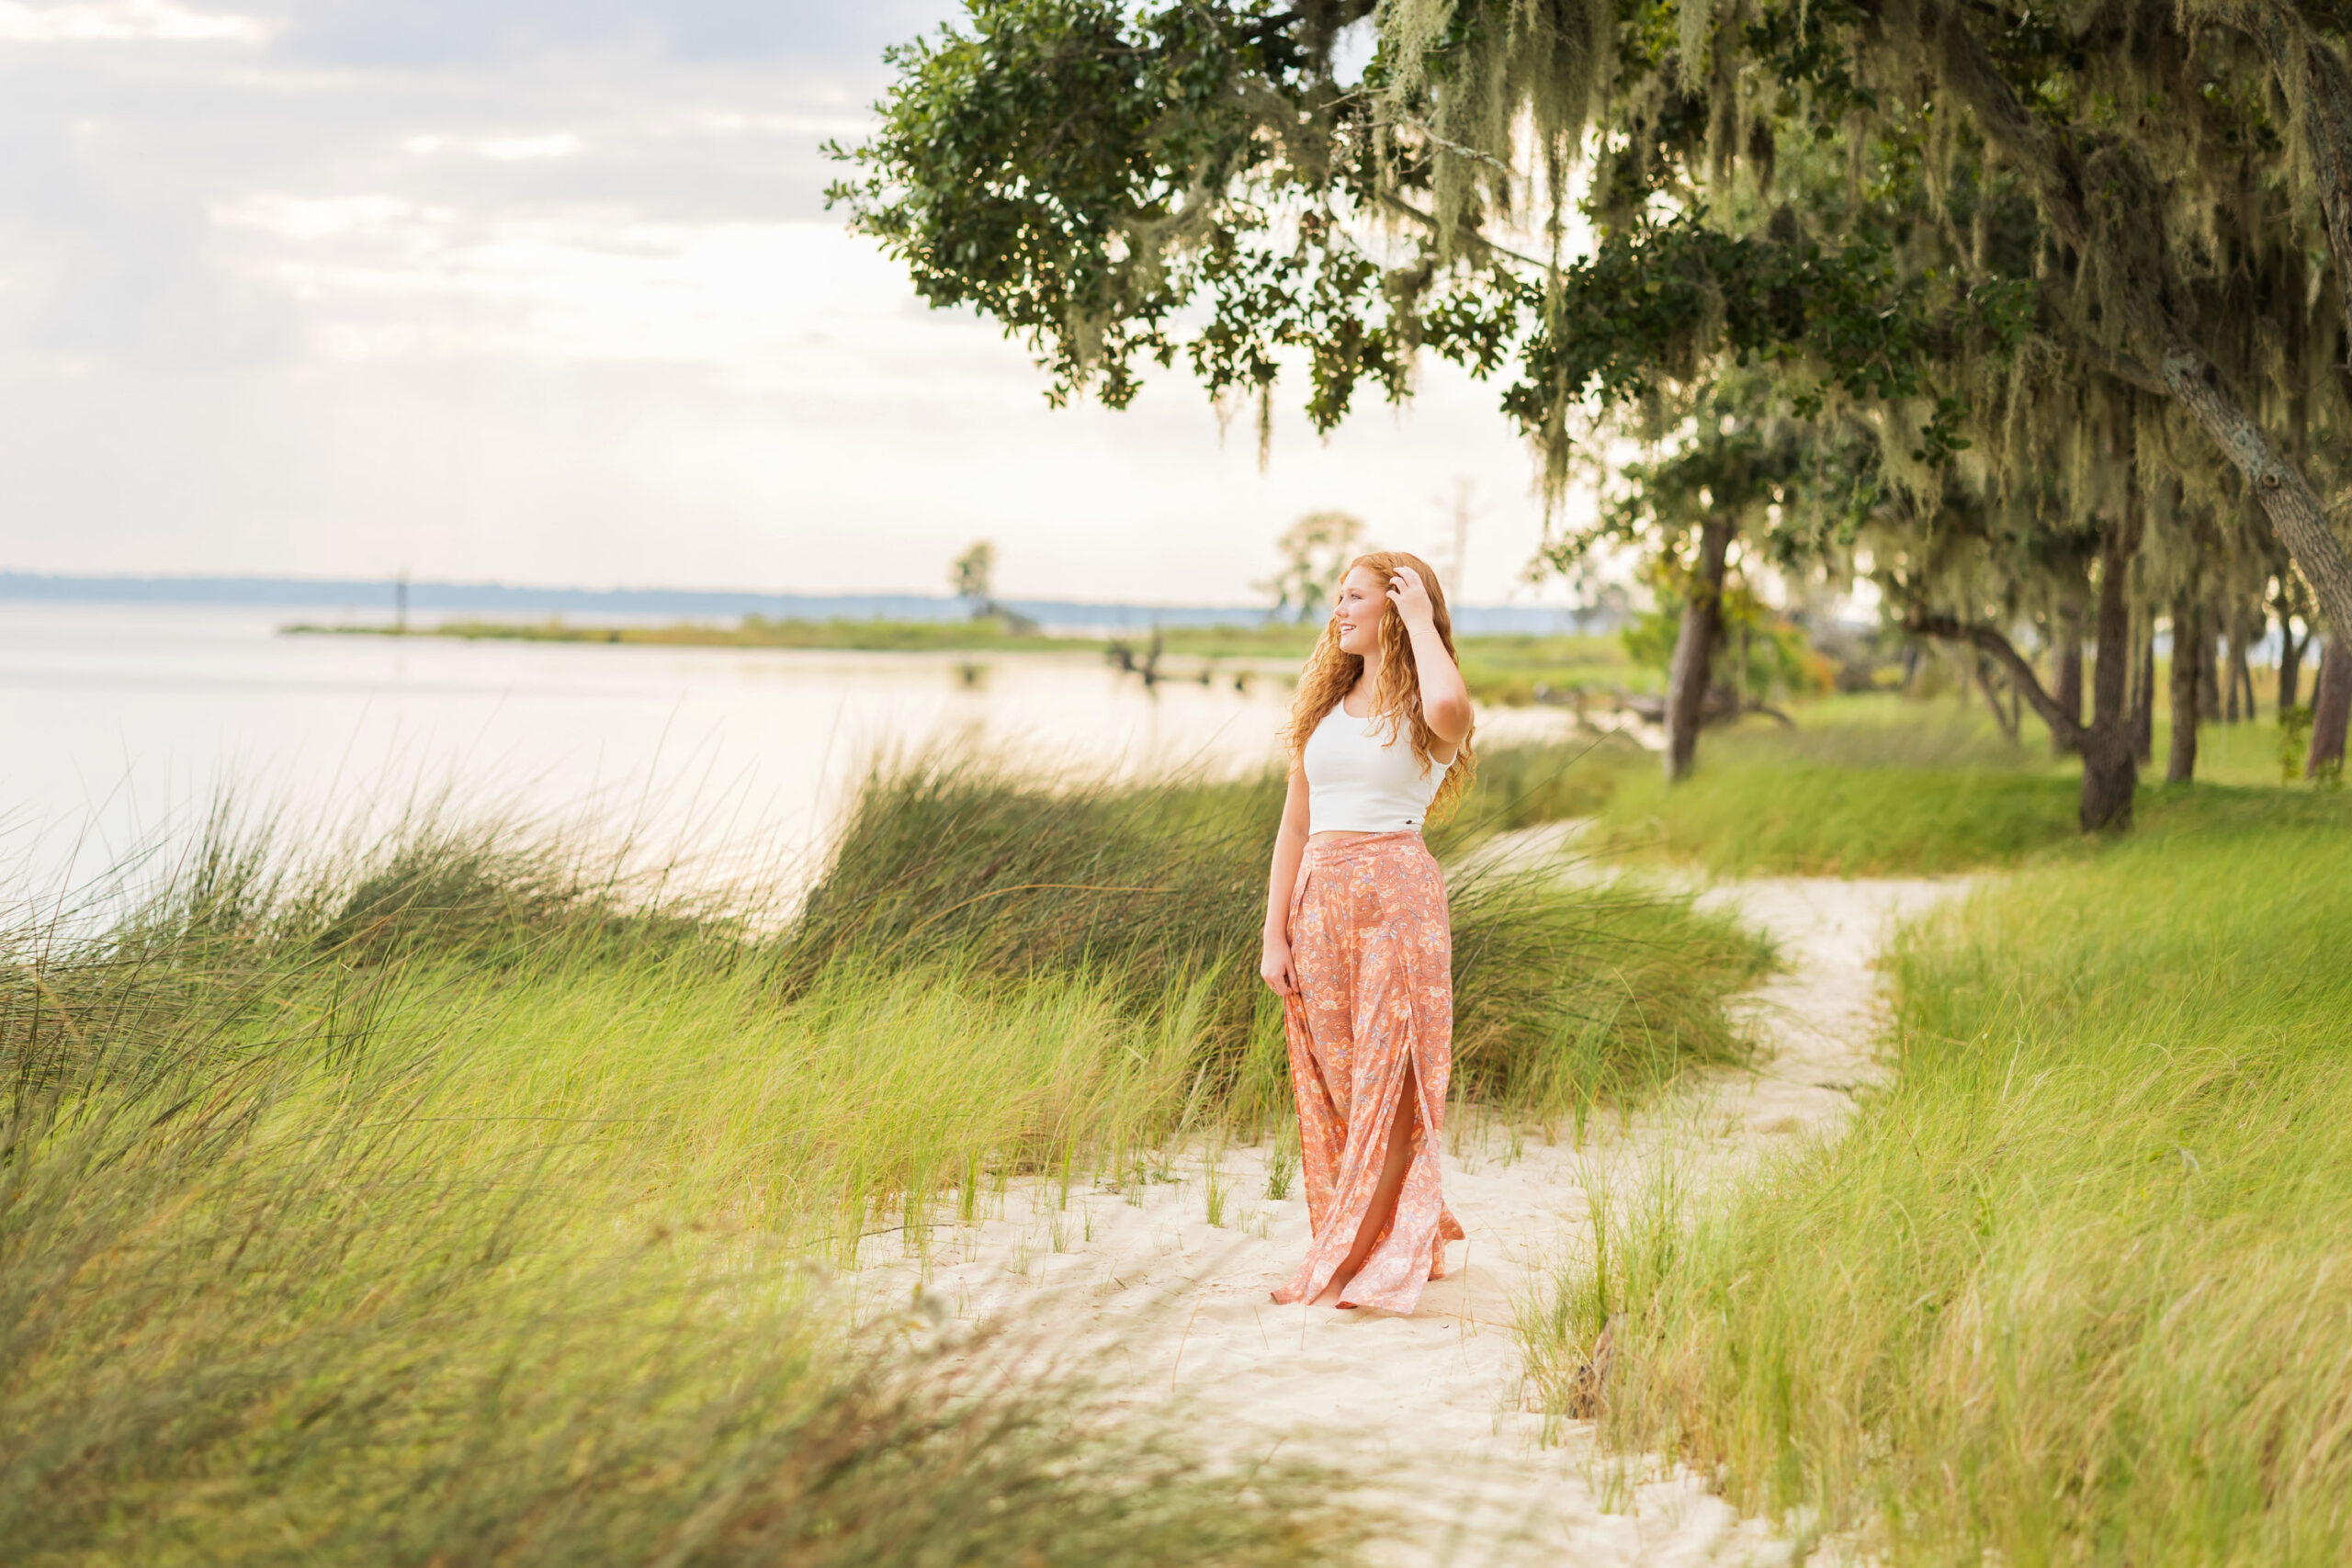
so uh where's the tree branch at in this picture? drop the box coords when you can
[2054,322,2166,395]
[1905,613,2084,740]
[1374,190,1553,271]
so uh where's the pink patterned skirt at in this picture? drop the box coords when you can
[1272,830,1464,1312]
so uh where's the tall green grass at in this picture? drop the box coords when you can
[2,848,1367,1566]
[782,752,1770,1123]
[5,743,1771,1562]
[1523,803,2352,1564]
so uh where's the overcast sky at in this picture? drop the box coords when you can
[0,0,1596,604]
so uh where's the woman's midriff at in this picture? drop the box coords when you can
[1306,829,1403,848]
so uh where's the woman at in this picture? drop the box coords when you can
[1260,552,1475,1312]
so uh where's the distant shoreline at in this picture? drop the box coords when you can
[0,570,1616,637]
[281,616,1308,658]
[282,615,1648,707]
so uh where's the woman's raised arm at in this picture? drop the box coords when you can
[1385,564,1472,750]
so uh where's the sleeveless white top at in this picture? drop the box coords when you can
[1303,704,1451,834]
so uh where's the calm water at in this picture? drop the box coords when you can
[3,603,1572,904]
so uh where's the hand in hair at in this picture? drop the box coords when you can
[1385,563,1438,631]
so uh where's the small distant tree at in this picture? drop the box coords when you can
[1256,510,1364,626]
[950,540,997,618]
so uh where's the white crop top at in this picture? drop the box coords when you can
[1303,704,1451,834]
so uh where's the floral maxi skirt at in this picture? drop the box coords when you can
[1271,831,1464,1312]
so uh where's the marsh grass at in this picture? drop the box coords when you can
[1521,803,2352,1565]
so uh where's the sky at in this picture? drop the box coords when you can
[0,0,1599,605]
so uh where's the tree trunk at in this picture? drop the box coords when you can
[2198,616,2223,725]
[1906,508,2143,829]
[2279,610,2306,713]
[2222,615,2244,724]
[2311,638,2351,780]
[2131,628,2156,764]
[1975,656,2020,741]
[2077,508,2142,829]
[2081,723,2140,829]
[2154,340,2352,649]
[2233,624,2258,721]
[2052,600,2085,756]
[1663,516,1733,783]
[2168,597,2203,784]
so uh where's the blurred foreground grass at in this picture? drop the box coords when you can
[3,742,1762,1563]
[1522,807,2352,1564]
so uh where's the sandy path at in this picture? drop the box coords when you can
[846,865,1961,1566]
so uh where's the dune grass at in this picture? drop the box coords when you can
[3,740,1771,1562]
[782,752,1770,1125]
[2,867,1370,1567]
[1521,806,2352,1564]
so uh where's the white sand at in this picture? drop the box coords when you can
[843,861,1963,1566]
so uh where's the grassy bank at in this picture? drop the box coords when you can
[1569,697,2344,876]
[5,742,1766,1562]
[1523,804,2352,1564]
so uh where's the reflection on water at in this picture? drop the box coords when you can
[0,604,1257,899]
[0,603,1578,902]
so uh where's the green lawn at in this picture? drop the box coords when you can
[1562,694,2344,875]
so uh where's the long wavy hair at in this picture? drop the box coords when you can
[1284,550,1476,821]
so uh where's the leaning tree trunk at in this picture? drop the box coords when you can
[2168,596,2204,784]
[1663,515,1733,783]
[2052,599,2085,757]
[1906,497,2143,828]
[2310,638,2351,780]
[1975,656,2020,741]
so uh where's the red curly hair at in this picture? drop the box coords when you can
[1283,550,1476,821]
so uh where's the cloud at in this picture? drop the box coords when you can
[274,0,960,67]
[0,0,1592,603]
[0,1,270,44]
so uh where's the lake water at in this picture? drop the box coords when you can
[2,603,1575,905]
